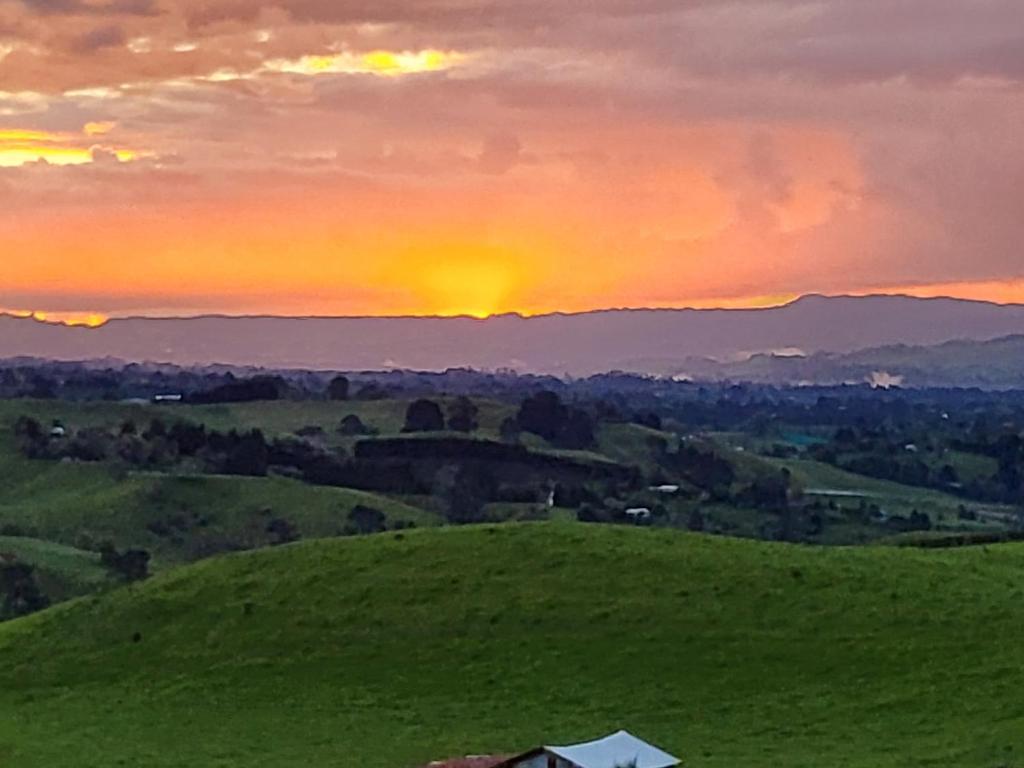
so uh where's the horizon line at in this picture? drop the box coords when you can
[3,291,1023,328]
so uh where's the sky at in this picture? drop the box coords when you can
[1,0,1023,323]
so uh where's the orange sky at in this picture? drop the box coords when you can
[2,1,1023,320]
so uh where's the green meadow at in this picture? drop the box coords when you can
[0,524,1022,768]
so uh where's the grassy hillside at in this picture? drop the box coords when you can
[0,536,113,603]
[0,524,1021,768]
[0,440,433,566]
[767,457,1011,526]
[0,397,517,448]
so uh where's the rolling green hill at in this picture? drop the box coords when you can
[0,536,114,604]
[0,438,434,567]
[0,523,1021,767]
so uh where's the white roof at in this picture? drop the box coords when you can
[545,731,680,768]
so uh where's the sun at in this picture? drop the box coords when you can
[421,258,516,318]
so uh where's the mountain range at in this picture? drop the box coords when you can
[5,294,1024,383]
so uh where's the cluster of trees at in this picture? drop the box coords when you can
[402,397,480,434]
[0,561,49,620]
[513,391,596,449]
[99,544,151,582]
[811,423,1024,504]
[400,391,596,450]
[16,415,274,477]
[189,376,287,404]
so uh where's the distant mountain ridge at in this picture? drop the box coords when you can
[679,333,1024,389]
[5,294,1024,379]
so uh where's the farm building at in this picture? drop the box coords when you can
[501,731,679,768]
[425,731,680,768]
[423,758,514,768]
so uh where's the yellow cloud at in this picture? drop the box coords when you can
[3,309,109,328]
[84,120,117,136]
[265,49,465,77]
[0,127,138,167]
[31,311,109,328]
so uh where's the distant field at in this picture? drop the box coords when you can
[0,536,113,603]
[0,397,653,565]
[0,524,1022,767]
[0,428,434,567]
[0,463,434,566]
[766,457,1011,528]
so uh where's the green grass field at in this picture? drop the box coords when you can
[0,536,113,603]
[0,398,445,567]
[0,523,1021,768]
[766,457,1012,527]
[0,432,434,567]
[0,397,518,448]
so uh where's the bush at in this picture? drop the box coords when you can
[349,505,387,535]
[99,544,151,582]
[266,518,299,546]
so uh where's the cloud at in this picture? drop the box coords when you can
[477,133,522,175]
[69,23,127,53]
[0,0,1023,316]
[0,126,141,166]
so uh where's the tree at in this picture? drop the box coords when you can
[266,518,299,545]
[13,416,42,441]
[403,399,445,433]
[687,507,706,532]
[517,391,567,441]
[516,391,596,449]
[1,562,49,619]
[558,409,596,450]
[338,414,374,436]
[223,430,270,476]
[499,417,521,444]
[327,375,350,401]
[434,464,493,524]
[447,396,479,433]
[100,544,151,582]
[189,376,286,404]
[349,505,387,535]
[744,471,790,510]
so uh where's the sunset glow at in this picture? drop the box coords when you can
[1,1,1022,320]
[264,49,466,77]
[3,310,110,328]
[0,128,138,167]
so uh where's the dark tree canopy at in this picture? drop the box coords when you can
[447,396,480,433]
[349,505,387,535]
[515,391,596,449]
[338,414,374,436]
[189,376,286,404]
[1,562,49,619]
[517,391,567,442]
[327,376,350,401]
[100,545,151,583]
[434,464,494,524]
[403,399,445,433]
[266,518,299,546]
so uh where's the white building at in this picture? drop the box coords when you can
[625,508,652,524]
[502,731,680,768]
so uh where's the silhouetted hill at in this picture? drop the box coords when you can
[682,334,1024,388]
[5,294,1024,376]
